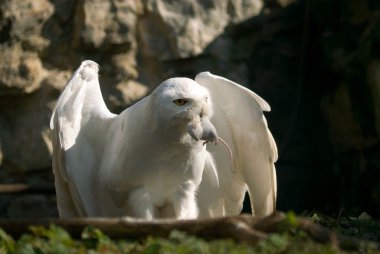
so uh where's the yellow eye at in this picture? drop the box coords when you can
[173,99,188,106]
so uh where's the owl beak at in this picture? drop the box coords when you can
[187,117,218,144]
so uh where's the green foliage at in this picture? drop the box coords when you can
[16,225,76,254]
[310,212,380,242]
[0,228,15,253]
[81,225,116,250]
[137,231,253,254]
[137,230,338,254]
[0,212,379,254]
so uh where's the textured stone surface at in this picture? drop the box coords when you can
[139,0,262,60]
[0,45,47,94]
[0,0,262,172]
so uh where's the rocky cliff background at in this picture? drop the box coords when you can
[0,0,379,218]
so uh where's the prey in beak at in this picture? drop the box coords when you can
[187,116,235,173]
[187,117,218,145]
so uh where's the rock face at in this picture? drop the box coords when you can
[1,0,380,217]
[0,0,262,172]
[139,0,262,60]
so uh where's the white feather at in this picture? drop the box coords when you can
[195,72,278,218]
[51,61,219,219]
[51,61,277,219]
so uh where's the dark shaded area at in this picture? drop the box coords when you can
[242,0,380,216]
[305,0,380,216]
[246,1,338,215]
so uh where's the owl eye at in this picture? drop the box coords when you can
[173,98,188,106]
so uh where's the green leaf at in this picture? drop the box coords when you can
[0,228,15,253]
[358,212,371,220]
